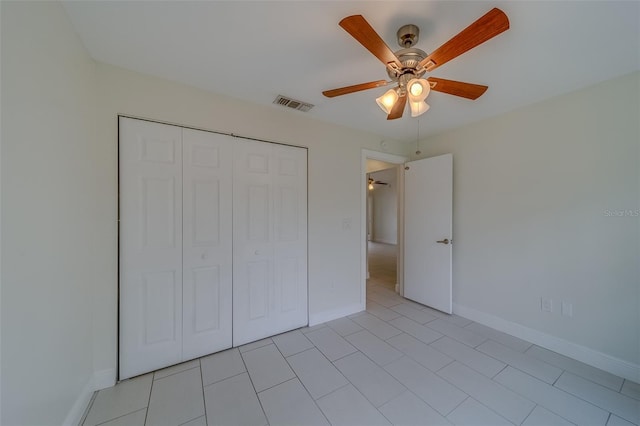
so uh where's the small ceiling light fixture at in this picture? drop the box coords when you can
[375,88,399,114]
[368,178,375,190]
[407,78,430,117]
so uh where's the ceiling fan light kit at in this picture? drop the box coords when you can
[323,8,510,120]
[376,88,399,114]
[410,100,430,118]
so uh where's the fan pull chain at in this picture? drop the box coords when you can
[415,120,422,155]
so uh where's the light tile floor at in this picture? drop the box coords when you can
[368,241,397,292]
[82,245,639,426]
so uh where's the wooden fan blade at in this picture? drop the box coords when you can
[340,15,403,69]
[427,77,488,100]
[323,80,391,98]
[419,8,509,72]
[387,94,406,120]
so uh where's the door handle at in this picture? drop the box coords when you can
[436,238,450,245]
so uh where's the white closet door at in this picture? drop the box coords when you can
[182,128,233,359]
[120,118,183,379]
[233,140,308,346]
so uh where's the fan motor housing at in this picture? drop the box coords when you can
[387,47,428,82]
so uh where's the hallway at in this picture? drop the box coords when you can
[367,241,397,293]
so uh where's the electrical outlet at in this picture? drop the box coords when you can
[562,301,573,317]
[541,297,553,312]
[342,218,352,230]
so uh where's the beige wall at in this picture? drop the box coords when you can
[416,72,639,372]
[370,167,398,245]
[1,1,98,424]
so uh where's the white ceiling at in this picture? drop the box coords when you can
[63,1,639,143]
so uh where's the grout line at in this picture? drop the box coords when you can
[619,379,626,393]
[315,381,352,402]
[202,369,247,390]
[433,361,523,419]
[444,394,470,418]
[177,414,205,426]
[333,347,410,406]
[238,339,274,354]
[143,374,154,426]
[491,363,509,379]
[328,348,359,364]
[238,346,269,423]
[252,376,296,395]
[198,359,208,425]
[606,412,612,425]
[521,401,538,425]
[93,408,147,426]
[494,364,613,423]
[153,365,201,382]
[434,358,456,374]
[552,370,565,386]
[281,341,351,403]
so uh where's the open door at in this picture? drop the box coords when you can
[403,154,453,313]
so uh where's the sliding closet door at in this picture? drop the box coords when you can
[182,129,233,359]
[120,118,183,379]
[233,140,308,346]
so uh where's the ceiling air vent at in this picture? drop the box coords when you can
[273,95,314,112]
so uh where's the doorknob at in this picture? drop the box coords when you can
[436,238,450,245]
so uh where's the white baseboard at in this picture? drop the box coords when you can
[63,368,117,426]
[62,376,94,426]
[453,303,640,382]
[94,368,117,390]
[309,302,363,326]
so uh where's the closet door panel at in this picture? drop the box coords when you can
[119,118,183,379]
[233,140,274,344]
[233,140,307,346]
[182,129,233,359]
[273,145,308,325]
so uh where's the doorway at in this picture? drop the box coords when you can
[367,166,399,293]
[360,150,407,310]
[360,149,454,315]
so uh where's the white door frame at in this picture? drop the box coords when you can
[360,149,408,310]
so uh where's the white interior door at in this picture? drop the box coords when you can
[403,154,453,313]
[181,128,233,360]
[120,118,183,379]
[233,140,308,346]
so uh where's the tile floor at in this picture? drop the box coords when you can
[367,241,397,292]
[81,244,639,426]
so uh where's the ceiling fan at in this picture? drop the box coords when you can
[368,178,388,190]
[323,8,510,120]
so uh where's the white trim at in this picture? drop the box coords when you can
[453,303,640,382]
[62,376,94,426]
[62,368,117,426]
[361,149,408,311]
[309,302,363,327]
[93,368,117,390]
